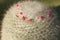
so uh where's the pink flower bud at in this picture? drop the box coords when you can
[22,16,26,21]
[28,19,33,23]
[39,16,44,21]
[20,12,23,15]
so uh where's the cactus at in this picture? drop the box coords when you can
[1,1,60,40]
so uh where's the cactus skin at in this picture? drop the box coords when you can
[1,1,59,40]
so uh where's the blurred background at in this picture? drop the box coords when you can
[0,0,60,40]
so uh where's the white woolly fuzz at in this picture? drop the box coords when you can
[1,1,59,40]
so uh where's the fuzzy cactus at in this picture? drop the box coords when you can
[1,1,59,40]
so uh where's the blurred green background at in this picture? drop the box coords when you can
[0,0,60,40]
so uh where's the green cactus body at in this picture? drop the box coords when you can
[1,1,59,40]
